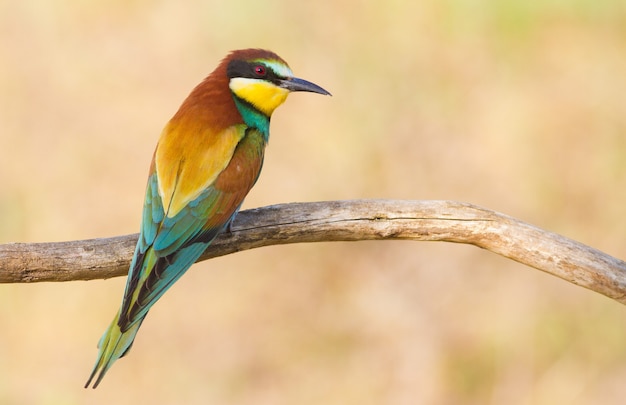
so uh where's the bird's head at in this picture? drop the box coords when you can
[226,49,330,117]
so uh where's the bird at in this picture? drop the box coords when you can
[85,48,330,388]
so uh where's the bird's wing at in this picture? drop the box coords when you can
[118,182,228,330]
[116,124,265,332]
[156,123,247,220]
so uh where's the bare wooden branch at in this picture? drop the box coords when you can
[1,200,625,304]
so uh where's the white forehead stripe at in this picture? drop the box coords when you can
[258,60,293,78]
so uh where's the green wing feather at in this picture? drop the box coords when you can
[85,175,234,388]
[85,127,265,388]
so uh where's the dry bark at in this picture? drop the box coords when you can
[1,200,625,305]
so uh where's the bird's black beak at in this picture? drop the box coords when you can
[279,77,331,96]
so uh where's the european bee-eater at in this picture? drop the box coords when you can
[85,49,330,388]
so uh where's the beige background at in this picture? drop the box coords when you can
[1,1,626,404]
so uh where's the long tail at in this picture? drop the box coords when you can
[84,310,145,389]
[84,233,219,388]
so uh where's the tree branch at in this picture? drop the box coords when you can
[2,200,625,304]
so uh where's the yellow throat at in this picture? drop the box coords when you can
[229,78,290,116]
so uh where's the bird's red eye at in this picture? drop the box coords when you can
[253,65,266,76]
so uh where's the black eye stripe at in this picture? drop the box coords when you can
[227,60,282,83]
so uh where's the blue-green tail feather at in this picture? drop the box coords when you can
[84,312,145,388]
[85,236,221,388]
[86,173,240,388]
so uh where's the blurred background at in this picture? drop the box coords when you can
[1,0,626,404]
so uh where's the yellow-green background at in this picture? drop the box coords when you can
[1,1,626,404]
